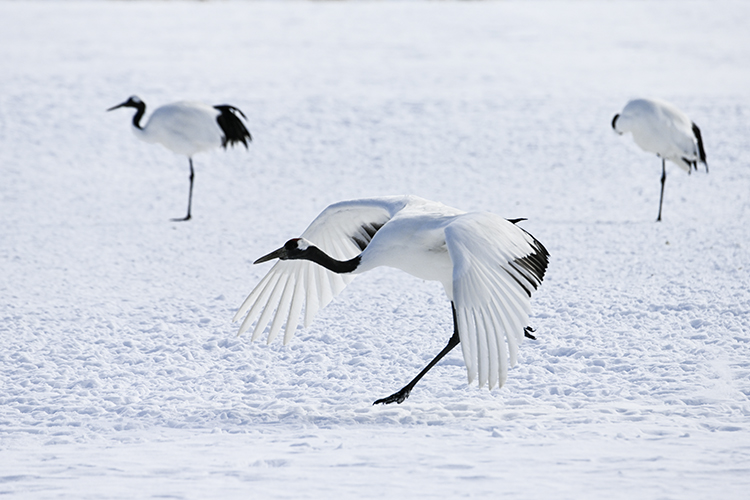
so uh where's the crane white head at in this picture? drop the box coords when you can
[254,238,312,264]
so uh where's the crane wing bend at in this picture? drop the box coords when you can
[233,197,408,344]
[445,214,549,390]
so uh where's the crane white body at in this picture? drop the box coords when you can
[612,98,708,220]
[234,196,549,399]
[355,200,464,291]
[131,101,226,156]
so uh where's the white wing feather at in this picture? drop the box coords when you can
[446,213,547,389]
[145,102,222,156]
[233,197,409,343]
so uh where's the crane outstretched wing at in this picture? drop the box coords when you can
[233,197,411,344]
[445,214,549,389]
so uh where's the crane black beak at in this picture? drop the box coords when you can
[107,101,127,112]
[254,247,287,265]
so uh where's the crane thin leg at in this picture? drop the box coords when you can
[373,303,461,405]
[172,158,194,222]
[657,158,666,222]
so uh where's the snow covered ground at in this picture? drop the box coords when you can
[1,0,749,498]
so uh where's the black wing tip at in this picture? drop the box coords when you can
[352,235,368,251]
[215,104,247,120]
[535,240,550,282]
[524,326,537,340]
[692,122,708,168]
[215,104,252,149]
[611,113,620,130]
[349,221,386,253]
[511,236,550,295]
[504,235,550,299]
[508,221,551,288]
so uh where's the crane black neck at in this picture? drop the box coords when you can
[300,246,361,274]
[130,101,146,130]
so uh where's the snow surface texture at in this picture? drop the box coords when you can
[1,1,749,498]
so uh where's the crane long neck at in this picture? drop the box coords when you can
[131,102,146,130]
[303,246,361,274]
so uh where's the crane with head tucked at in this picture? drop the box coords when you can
[612,98,707,221]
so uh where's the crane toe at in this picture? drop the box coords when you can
[373,387,411,405]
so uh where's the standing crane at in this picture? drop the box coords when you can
[108,96,252,221]
[612,98,707,221]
